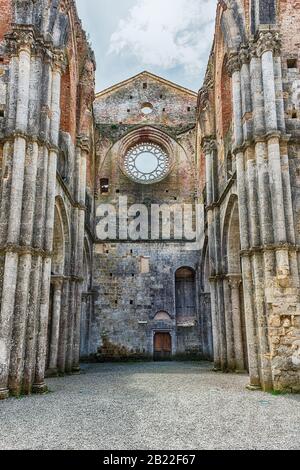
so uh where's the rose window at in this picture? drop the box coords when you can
[123,142,169,184]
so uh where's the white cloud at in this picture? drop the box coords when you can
[108,0,216,80]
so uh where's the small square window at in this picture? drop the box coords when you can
[130,300,134,305]
[127,109,130,113]
[0,109,4,118]
[287,59,297,69]
[187,107,191,112]
[143,83,147,89]
[100,178,109,194]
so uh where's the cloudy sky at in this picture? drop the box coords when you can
[76,0,217,93]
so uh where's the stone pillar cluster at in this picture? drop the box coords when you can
[69,135,89,374]
[225,29,300,392]
[0,26,65,398]
[204,137,224,370]
[45,135,91,378]
[204,135,246,374]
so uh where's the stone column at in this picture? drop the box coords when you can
[0,31,34,400]
[72,136,89,372]
[209,279,221,370]
[203,138,221,369]
[257,31,289,283]
[239,46,252,141]
[57,279,70,374]
[223,278,235,370]
[214,211,227,371]
[80,294,88,357]
[47,277,63,376]
[9,139,39,395]
[65,280,76,373]
[33,50,65,393]
[228,51,261,387]
[228,275,245,372]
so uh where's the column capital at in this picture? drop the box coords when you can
[52,49,67,73]
[76,135,90,153]
[202,136,216,154]
[51,275,65,287]
[198,86,210,111]
[226,51,241,77]
[227,274,242,288]
[256,30,281,57]
[5,27,35,55]
[239,45,250,65]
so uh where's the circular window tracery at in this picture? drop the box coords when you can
[124,142,170,184]
[141,103,153,115]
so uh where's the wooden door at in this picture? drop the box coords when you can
[154,333,172,361]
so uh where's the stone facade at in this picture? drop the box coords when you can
[0,0,299,398]
[90,72,209,361]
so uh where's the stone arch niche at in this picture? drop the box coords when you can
[222,196,248,372]
[175,267,200,358]
[52,204,65,275]
[80,237,93,358]
[199,241,213,360]
[46,197,70,376]
[154,311,172,322]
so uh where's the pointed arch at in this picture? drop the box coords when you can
[222,194,241,274]
[53,196,71,275]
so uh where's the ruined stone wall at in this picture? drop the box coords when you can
[0,0,95,399]
[198,0,300,392]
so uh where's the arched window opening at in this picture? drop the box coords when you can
[52,206,65,275]
[154,311,171,322]
[57,151,68,181]
[100,178,109,194]
[175,267,196,324]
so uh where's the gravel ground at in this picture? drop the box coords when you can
[0,361,299,450]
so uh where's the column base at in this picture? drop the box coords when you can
[0,388,9,400]
[32,382,48,395]
[46,368,59,378]
[246,383,262,391]
[72,365,81,375]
